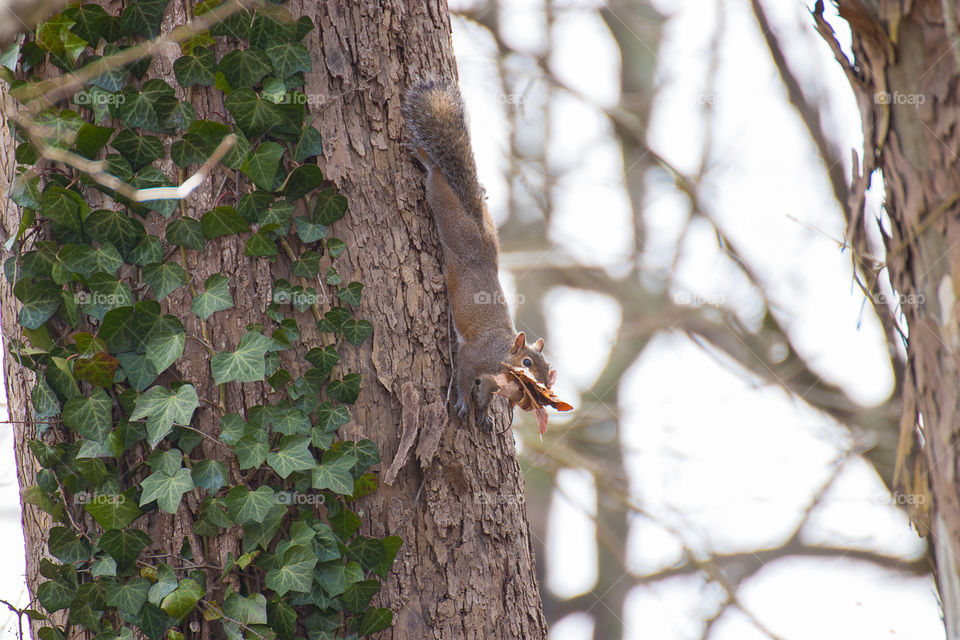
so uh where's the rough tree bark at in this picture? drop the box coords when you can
[0,0,548,638]
[816,1,960,636]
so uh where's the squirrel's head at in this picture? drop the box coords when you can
[504,332,552,387]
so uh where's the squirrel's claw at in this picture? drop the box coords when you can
[477,412,493,431]
[455,394,469,419]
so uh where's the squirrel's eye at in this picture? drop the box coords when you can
[523,358,532,368]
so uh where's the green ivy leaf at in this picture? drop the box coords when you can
[73,123,114,159]
[265,42,311,78]
[249,7,296,48]
[293,216,326,243]
[234,427,268,469]
[33,110,84,152]
[145,321,185,373]
[305,345,339,374]
[224,88,280,138]
[291,250,321,278]
[60,242,124,278]
[244,229,278,257]
[170,133,208,167]
[342,319,374,346]
[326,373,361,404]
[142,262,188,300]
[359,608,393,636]
[294,125,323,162]
[211,331,273,384]
[84,209,146,259]
[270,406,310,435]
[312,187,348,224]
[282,164,323,201]
[266,435,315,478]
[337,281,363,306]
[315,559,362,597]
[91,554,117,577]
[48,526,92,563]
[311,452,355,495]
[84,489,141,529]
[147,564,177,605]
[236,190,273,222]
[161,578,204,619]
[224,485,274,525]
[218,48,272,89]
[117,87,159,130]
[130,384,199,447]
[173,47,216,88]
[191,460,227,492]
[166,217,205,251]
[106,577,150,616]
[37,577,76,612]
[264,545,316,596]
[191,273,234,320]
[117,351,159,391]
[100,528,151,570]
[70,4,111,44]
[19,280,69,329]
[163,100,196,130]
[139,467,194,514]
[259,199,294,231]
[32,379,61,418]
[110,129,163,171]
[201,206,249,239]
[63,387,112,444]
[242,141,285,191]
[342,580,380,614]
[222,589,267,625]
[120,0,171,38]
[327,238,346,258]
[129,235,162,266]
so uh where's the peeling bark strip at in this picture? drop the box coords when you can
[818,1,960,634]
[2,0,547,638]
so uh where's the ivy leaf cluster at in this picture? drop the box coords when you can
[2,1,398,638]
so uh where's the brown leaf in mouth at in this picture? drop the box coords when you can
[492,365,574,435]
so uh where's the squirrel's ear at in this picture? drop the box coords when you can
[511,332,526,354]
[532,338,544,352]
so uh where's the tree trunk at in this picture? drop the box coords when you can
[818,1,960,635]
[1,0,548,637]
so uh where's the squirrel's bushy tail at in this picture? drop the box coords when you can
[403,79,486,219]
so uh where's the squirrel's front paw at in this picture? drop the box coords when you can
[477,412,493,431]
[455,395,469,419]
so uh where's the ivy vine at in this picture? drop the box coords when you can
[0,0,397,638]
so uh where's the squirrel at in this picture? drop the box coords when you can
[403,79,553,429]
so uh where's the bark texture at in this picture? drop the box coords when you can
[818,1,960,634]
[1,0,548,638]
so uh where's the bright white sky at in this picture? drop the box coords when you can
[0,1,946,639]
